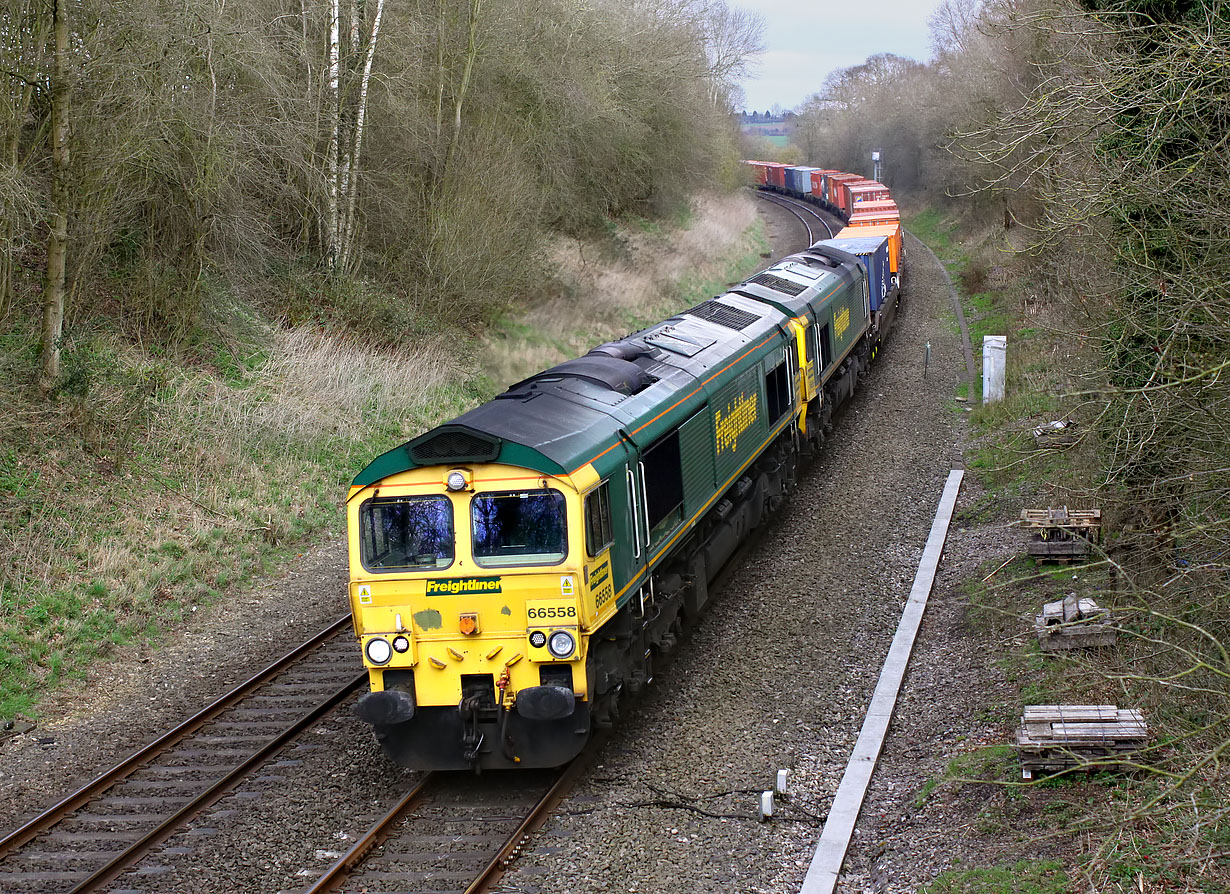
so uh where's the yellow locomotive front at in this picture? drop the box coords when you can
[347,461,601,770]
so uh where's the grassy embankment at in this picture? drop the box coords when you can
[906,209,1229,893]
[0,194,768,723]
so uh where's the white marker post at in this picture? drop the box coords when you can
[982,335,1006,403]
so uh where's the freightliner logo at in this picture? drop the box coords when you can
[425,577,502,596]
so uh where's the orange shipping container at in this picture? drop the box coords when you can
[838,223,902,284]
[850,199,898,216]
[848,210,900,228]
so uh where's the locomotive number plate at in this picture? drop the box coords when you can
[526,599,578,624]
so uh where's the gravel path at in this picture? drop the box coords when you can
[0,202,980,894]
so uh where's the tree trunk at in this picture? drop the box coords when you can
[39,0,70,394]
[434,0,445,143]
[339,0,386,271]
[444,0,481,174]
[324,0,341,270]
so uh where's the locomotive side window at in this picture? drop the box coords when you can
[766,359,790,423]
[585,481,613,557]
[359,496,454,572]
[805,322,818,367]
[643,430,684,542]
[472,489,567,567]
[817,322,833,369]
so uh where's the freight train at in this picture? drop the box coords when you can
[346,162,907,770]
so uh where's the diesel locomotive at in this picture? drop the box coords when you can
[346,165,905,771]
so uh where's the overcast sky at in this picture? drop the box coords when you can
[734,1,942,113]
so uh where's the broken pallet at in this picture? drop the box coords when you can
[1034,595,1117,651]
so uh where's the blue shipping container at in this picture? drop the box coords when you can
[813,236,891,311]
[785,166,818,198]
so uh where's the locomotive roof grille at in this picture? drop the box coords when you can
[747,272,808,296]
[684,299,762,330]
[409,427,501,464]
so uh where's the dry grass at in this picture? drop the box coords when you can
[484,192,764,387]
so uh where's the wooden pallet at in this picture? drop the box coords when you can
[1021,507,1102,562]
[1027,538,1091,560]
[1034,596,1117,650]
[1017,705,1146,778]
[1020,507,1103,533]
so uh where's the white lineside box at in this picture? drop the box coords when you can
[982,335,1006,403]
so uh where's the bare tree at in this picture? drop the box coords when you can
[38,0,69,393]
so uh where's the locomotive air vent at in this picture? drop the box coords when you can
[684,299,762,331]
[747,272,809,296]
[409,427,501,464]
[799,252,841,269]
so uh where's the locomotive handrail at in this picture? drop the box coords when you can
[637,461,651,548]
[627,467,642,558]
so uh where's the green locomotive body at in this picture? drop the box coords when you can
[347,243,878,770]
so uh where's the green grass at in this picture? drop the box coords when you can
[922,860,1069,894]
[915,745,1018,808]
[905,208,966,265]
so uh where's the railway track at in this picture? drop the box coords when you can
[302,762,583,894]
[0,616,364,894]
[753,189,837,243]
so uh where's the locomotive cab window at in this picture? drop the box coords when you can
[585,481,613,557]
[472,489,567,567]
[804,322,818,367]
[360,495,454,572]
[817,322,833,369]
[643,430,684,542]
[766,359,790,423]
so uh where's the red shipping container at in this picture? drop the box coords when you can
[849,182,892,206]
[825,172,863,215]
[809,169,825,200]
[766,163,787,189]
[745,160,769,186]
[816,170,841,204]
[836,178,878,215]
[852,199,898,214]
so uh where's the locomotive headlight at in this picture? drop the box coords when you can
[365,637,392,665]
[529,630,547,648]
[446,469,469,491]
[547,630,576,659]
[392,635,410,653]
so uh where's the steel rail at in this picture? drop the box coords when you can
[3,614,352,847]
[69,670,367,893]
[755,190,814,244]
[466,731,610,894]
[1,614,356,860]
[302,773,437,894]
[759,189,838,240]
[303,755,583,894]
[0,613,355,860]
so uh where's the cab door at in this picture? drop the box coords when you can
[606,438,648,607]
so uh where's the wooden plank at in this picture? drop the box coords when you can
[1023,705,1118,720]
[1050,722,1146,734]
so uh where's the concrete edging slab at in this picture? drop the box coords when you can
[799,468,965,894]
